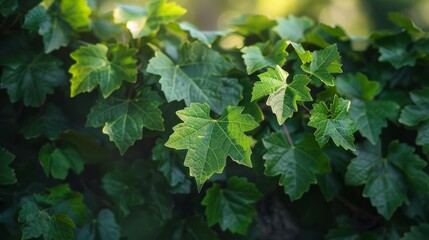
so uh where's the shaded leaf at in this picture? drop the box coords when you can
[334,73,380,101]
[274,15,314,42]
[241,40,288,74]
[0,147,16,185]
[201,177,261,235]
[39,144,85,180]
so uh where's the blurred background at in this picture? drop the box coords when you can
[97,0,429,36]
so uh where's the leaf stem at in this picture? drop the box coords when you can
[299,102,311,113]
[282,123,294,146]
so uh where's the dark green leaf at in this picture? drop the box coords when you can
[274,15,314,42]
[0,147,16,185]
[157,216,218,240]
[39,144,85,180]
[97,209,121,240]
[263,133,330,200]
[86,88,164,154]
[334,73,380,101]
[201,177,261,235]
[401,223,429,240]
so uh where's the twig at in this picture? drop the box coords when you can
[282,123,294,146]
[299,102,311,113]
[336,195,381,222]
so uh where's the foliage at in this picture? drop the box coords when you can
[1,0,429,239]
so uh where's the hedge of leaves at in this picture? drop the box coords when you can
[1,0,429,239]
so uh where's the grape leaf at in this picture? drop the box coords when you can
[97,209,121,240]
[228,14,276,36]
[114,0,186,38]
[19,198,76,240]
[301,44,343,86]
[388,13,422,35]
[39,143,85,180]
[0,0,18,16]
[0,147,17,185]
[274,15,314,42]
[241,40,288,74]
[0,53,66,107]
[201,177,261,235]
[165,103,258,190]
[399,88,429,145]
[334,73,380,101]
[157,216,218,240]
[350,99,400,145]
[69,44,138,98]
[345,141,429,219]
[263,133,330,200]
[23,0,91,53]
[291,42,312,63]
[21,104,69,140]
[147,41,242,114]
[179,21,230,45]
[374,31,417,69]
[86,88,164,155]
[308,95,357,150]
[251,66,312,124]
[401,223,429,240]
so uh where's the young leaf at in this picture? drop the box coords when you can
[0,147,17,185]
[399,88,429,145]
[20,104,69,140]
[69,44,138,98]
[349,99,399,145]
[147,42,242,114]
[263,133,330,200]
[308,95,357,150]
[60,0,91,31]
[301,44,342,86]
[274,15,314,42]
[114,0,186,38]
[345,141,429,219]
[291,42,312,63]
[334,73,380,101]
[241,40,288,74]
[165,103,258,190]
[86,88,164,155]
[251,66,312,124]
[0,53,66,107]
[201,177,261,235]
[39,143,85,180]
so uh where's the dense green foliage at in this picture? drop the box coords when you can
[1,0,429,239]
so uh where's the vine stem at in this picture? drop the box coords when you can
[282,123,294,146]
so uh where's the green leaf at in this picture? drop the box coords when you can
[39,143,85,180]
[263,133,330,200]
[345,141,429,219]
[349,99,399,145]
[291,42,312,63]
[97,209,121,240]
[179,21,230,45]
[301,44,343,86]
[87,88,164,155]
[19,198,76,240]
[60,0,91,31]
[401,223,429,240]
[102,171,145,217]
[399,88,429,145]
[0,147,17,185]
[334,73,380,101]
[241,40,288,74]
[201,177,261,235]
[21,104,69,140]
[0,53,66,107]
[165,103,258,190]
[0,0,18,16]
[69,43,138,98]
[114,0,186,38]
[228,14,276,36]
[375,32,417,69]
[157,216,218,240]
[308,95,357,150]
[274,15,314,42]
[388,12,422,35]
[251,66,312,124]
[147,42,242,114]
[152,139,188,188]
